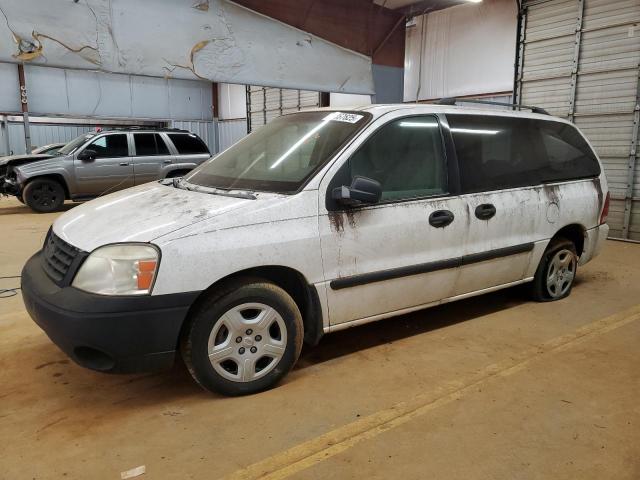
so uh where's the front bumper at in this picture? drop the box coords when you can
[0,175,19,196]
[21,252,200,373]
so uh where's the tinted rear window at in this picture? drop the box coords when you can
[448,114,600,193]
[168,134,209,155]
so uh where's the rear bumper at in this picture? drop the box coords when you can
[579,223,609,266]
[21,252,200,373]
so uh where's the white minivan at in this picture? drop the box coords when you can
[22,103,610,396]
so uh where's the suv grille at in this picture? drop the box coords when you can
[42,230,83,285]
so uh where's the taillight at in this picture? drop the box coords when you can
[600,191,610,225]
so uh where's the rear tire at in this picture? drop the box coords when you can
[23,178,65,213]
[181,278,304,396]
[531,237,577,302]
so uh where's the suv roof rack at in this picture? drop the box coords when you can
[435,97,550,115]
[99,126,189,133]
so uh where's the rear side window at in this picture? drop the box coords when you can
[347,115,447,201]
[537,121,600,182]
[134,133,169,156]
[448,115,599,193]
[168,133,209,155]
[86,134,128,158]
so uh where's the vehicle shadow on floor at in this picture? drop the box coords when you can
[0,201,77,216]
[296,285,529,370]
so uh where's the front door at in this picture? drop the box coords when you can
[74,133,134,197]
[319,113,469,327]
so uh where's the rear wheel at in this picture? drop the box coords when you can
[181,279,303,396]
[531,237,577,302]
[23,178,65,213]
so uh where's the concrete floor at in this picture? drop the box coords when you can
[0,197,639,480]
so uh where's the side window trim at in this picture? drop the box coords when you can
[325,113,455,212]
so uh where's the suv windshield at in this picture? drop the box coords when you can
[58,133,96,155]
[184,111,370,193]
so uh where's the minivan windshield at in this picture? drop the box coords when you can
[58,133,96,155]
[184,111,370,193]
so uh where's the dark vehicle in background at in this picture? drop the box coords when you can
[1,128,210,212]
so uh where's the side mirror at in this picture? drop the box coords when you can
[332,175,382,207]
[77,149,97,161]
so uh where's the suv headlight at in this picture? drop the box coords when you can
[72,244,160,295]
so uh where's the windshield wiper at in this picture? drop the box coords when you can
[172,178,256,199]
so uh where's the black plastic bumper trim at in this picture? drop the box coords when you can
[21,252,200,373]
[330,242,534,290]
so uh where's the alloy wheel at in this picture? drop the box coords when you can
[546,248,576,298]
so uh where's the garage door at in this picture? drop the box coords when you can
[246,86,321,132]
[516,0,640,240]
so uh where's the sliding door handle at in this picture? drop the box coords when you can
[475,203,496,220]
[429,210,454,228]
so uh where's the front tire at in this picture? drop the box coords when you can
[23,178,65,213]
[531,237,577,302]
[181,279,304,396]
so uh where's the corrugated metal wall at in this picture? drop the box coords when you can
[247,86,321,132]
[218,119,248,152]
[517,0,640,240]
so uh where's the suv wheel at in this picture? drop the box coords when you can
[23,178,65,213]
[531,237,577,302]
[181,279,303,396]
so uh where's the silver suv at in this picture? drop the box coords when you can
[2,128,210,212]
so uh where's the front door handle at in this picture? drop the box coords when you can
[475,203,496,220]
[429,210,454,228]
[119,162,130,166]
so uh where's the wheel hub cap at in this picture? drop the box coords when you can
[207,303,287,383]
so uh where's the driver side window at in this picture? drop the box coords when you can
[86,134,128,158]
[347,116,448,201]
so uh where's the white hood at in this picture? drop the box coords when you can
[53,183,277,252]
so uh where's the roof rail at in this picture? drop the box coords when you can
[100,126,189,132]
[435,97,550,115]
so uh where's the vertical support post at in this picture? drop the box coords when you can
[515,9,528,106]
[1,115,10,155]
[279,88,283,116]
[621,67,640,239]
[262,87,267,125]
[17,63,32,153]
[211,82,220,154]
[567,0,585,122]
[245,85,252,133]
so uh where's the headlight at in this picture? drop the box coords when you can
[72,244,160,295]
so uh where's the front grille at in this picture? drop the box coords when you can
[42,230,83,285]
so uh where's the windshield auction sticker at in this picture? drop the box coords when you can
[325,112,364,123]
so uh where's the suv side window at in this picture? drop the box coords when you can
[86,134,129,158]
[346,116,448,202]
[168,133,209,155]
[134,133,169,156]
